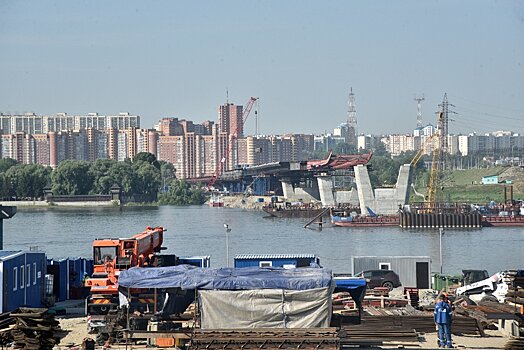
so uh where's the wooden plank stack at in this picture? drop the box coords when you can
[504,270,524,315]
[0,308,62,349]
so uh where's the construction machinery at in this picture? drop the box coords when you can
[208,96,259,189]
[455,271,511,305]
[409,111,444,211]
[85,226,173,343]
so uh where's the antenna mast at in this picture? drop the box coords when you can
[347,87,357,146]
[414,94,425,128]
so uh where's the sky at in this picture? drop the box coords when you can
[0,0,523,136]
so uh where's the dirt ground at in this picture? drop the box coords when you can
[419,329,507,349]
[57,316,90,348]
[55,315,510,349]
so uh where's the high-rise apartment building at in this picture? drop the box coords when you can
[107,112,140,130]
[219,103,243,137]
[0,112,139,134]
[158,135,185,176]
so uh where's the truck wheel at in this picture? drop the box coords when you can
[479,295,499,305]
[382,281,394,291]
[96,332,109,346]
[454,296,475,307]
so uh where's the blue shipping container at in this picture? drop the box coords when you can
[0,251,46,313]
[179,256,211,268]
[234,254,320,268]
[47,258,69,302]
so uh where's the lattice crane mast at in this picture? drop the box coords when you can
[427,111,443,205]
[410,112,443,209]
[208,96,259,189]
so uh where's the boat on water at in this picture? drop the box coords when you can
[482,213,524,227]
[262,204,325,218]
[331,213,399,227]
[208,193,224,207]
[330,207,399,227]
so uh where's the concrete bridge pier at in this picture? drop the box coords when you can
[354,164,412,216]
[280,178,320,203]
[316,176,335,206]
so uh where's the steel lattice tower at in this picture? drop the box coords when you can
[414,94,425,128]
[346,87,357,146]
[438,93,455,154]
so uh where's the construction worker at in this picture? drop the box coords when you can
[434,294,453,348]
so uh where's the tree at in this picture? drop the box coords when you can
[158,179,206,205]
[51,161,93,195]
[107,162,139,194]
[134,161,161,196]
[5,164,51,199]
[89,159,118,194]
[0,173,9,199]
[372,142,389,157]
[0,158,18,173]
[159,161,176,192]
[133,152,160,170]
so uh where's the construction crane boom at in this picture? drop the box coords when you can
[208,96,259,188]
[427,111,443,205]
[410,112,443,210]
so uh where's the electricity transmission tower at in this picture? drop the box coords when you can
[414,94,425,128]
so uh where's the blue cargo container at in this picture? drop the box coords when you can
[234,254,320,268]
[68,258,94,299]
[179,256,211,268]
[47,258,69,302]
[0,251,46,313]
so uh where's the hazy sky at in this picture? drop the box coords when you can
[1,1,523,136]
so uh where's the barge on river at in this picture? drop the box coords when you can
[262,204,325,218]
[330,214,399,227]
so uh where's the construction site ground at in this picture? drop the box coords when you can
[54,301,511,350]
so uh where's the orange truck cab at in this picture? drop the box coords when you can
[85,226,165,316]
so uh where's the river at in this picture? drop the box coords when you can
[5,205,524,274]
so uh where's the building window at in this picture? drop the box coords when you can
[20,265,24,289]
[27,264,30,287]
[33,263,37,285]
[13,267,17,291]
[379,262,391,270]
[259,261,272,267]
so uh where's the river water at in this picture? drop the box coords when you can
[5,206,524,275]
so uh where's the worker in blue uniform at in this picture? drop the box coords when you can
[434,294,453,348]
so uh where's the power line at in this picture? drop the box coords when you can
[450,94,524,115]
[454,105,523,122]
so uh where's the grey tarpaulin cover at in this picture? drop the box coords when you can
[118,265,333,290]
[199,287,333,329]
[118,265,334,329]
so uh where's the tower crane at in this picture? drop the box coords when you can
[208,96,259,189]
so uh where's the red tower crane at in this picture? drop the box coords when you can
[208,96,259,188]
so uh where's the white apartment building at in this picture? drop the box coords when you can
[0,112,140,134]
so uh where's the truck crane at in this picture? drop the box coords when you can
[208,96,259,189]
[85,226,172,343]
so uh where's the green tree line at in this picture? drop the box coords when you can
[0,153,205,205]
